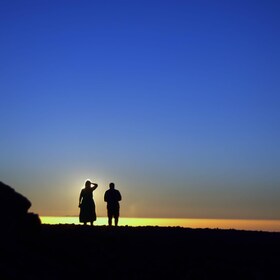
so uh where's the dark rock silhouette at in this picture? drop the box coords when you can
[0,181,41,239]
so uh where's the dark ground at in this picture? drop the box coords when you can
[1,224,280,280]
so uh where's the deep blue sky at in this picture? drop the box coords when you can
[1,0,280,218]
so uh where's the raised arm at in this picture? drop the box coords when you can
[91,182,98,191]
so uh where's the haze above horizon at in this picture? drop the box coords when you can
[1,1,279,219]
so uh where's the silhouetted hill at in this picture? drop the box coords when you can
[1,224,279,279]
[0,181,41,241]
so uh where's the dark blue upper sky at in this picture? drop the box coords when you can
[1,0,280,218]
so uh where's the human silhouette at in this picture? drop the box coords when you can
[79,180,98,225]
[104,182,122,226]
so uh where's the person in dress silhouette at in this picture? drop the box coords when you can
[79,180,98,225]
[104,182,122,226]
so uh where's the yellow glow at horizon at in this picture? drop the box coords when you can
[41,216,280,232]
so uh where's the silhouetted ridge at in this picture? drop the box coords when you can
[0,181,41,239]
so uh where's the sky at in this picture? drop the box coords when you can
[1,0,280,219]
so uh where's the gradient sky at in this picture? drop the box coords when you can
[1,0,280,219]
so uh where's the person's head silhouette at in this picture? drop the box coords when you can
[85,180,91,188]
[109,182,115,189]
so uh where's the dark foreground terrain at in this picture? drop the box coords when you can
[1,225,280,280]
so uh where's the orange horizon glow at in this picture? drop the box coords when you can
[41,216,280,232]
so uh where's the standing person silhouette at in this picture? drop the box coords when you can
[79,180,98,225]
[104,182,122,226]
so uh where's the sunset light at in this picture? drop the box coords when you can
[1,1,280,279]
[41,216,280,232]
[2,0,279,223]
